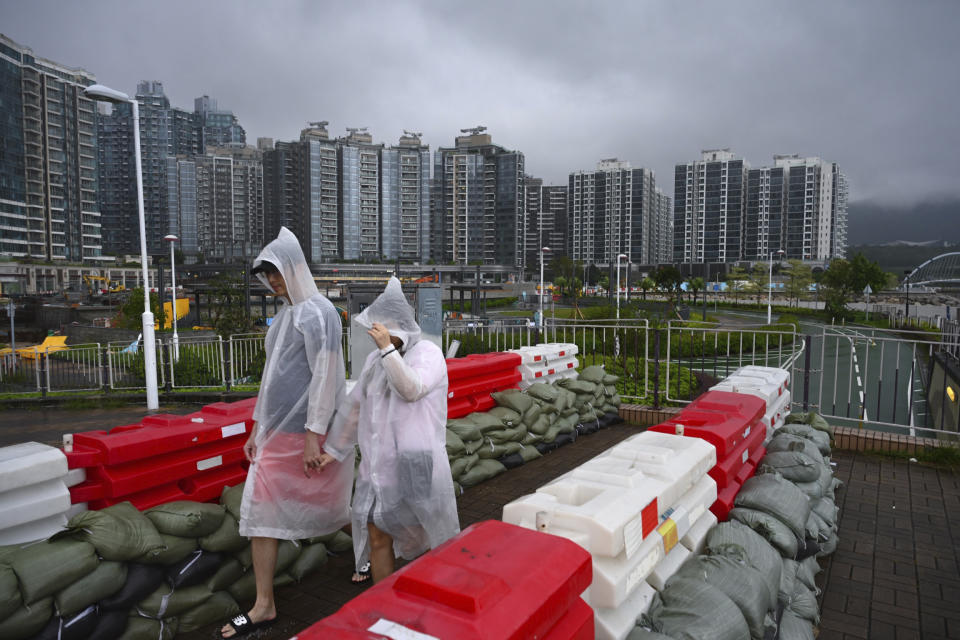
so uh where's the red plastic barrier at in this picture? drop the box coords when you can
[711,481,740,521]
[650,407,758,460]
[297,520,592,640]
[446,352,522,381]
[448,369,522,400]
[707,422,766,489]
[686,391,766,427]
[734,445,766,486]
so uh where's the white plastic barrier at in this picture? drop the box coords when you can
[518,355,579,384]
[0,442,73,544]
[593,581,657,640]
[608,431,716,498]
[712,375,792,439]
[511,343,581,388]
[733,365,790,392]
[646,542,691,591]
[680,509,718,554]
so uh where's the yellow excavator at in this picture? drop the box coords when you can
[82,275,126,297]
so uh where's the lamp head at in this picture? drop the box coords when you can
[83,84,131,104]
[163,235,178,243]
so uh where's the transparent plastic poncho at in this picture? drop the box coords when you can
[324,277,459,568]
[238,227,352,540]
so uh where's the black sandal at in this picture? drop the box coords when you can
[221,612,276,638]
[351,561,371,583]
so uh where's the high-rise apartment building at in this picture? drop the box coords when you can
[654,189,673,264]
[381,132,431,262]
[569,160,663,265]
[673,149,747,264]
[523,177,568,269]
[432,128,525,266]
[339,128,383,261]
[195,95,246,152]
[0,34,106,262]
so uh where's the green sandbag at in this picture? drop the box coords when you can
[555,415,578,433]
[491,390,535,414]
[578,365,606,383]
[521,431,541,445]
[522,403,543,424]
[579,408,599,423]
[787,580,820,624]
[518,445,542,463]
[205,558,245,592]
[602,373,619,385]
[604,384,618,396]
[641,577,750,640]
[62,502,164,562]
[601,403,618,414]
[177,590,241,633]
[288,542,329,581]
[785,411,834,438]
[484,424,527,445]
[779,423,831,455]
[450,453,479,478]
[140,533,198,565]
[626,629,675,639]
[488,406,522,427]
[563,379,597,394]
[0,596,52,640]
[526,383,559,402]
[610,394,622,405]
[235,538,301,572]
[735,474,812,541]
[118,615,178,640]
[526,413,551,435]
[138,583,212,618]
[10,539,98,604]
[540,424,563,443]
[228,567,294,603]
[458,459,506,488]
[219,483,245,521]
[811,497,838,528]
[468,411,506,434]
[0,563,21,620]
[199,512,248,554]
[704,520,781,607]
[761,451,821,483]
[302,530,352,553]
[145,501,226,538]
[777,609,815,640]
[767,433,825,465]
[476,440,522,460]
[463,437,484,455]
[551,387,570,413]
[729,507,798,559]
[447,418,481,442]
[446,429,466,458]
[55,560,126,616]
[573,392,594,408]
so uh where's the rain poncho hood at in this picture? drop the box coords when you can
[239,227,351,540]
[325,278,459,568]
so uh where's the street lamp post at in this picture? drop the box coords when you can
[616,253,627,320]
[904,270,911,325]
[539,246,551,328]
[767,249,785,324]
[84,84,159,410]
[164,235,179,361]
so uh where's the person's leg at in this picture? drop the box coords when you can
[367,522,395,583]
[222,536,278,638]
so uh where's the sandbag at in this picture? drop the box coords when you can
[0,596,53,640]
[288,542,329,581]
[778,423,831,456]
[469,411,507,434]
[145,501,226,538]
[228,567,294,603]
[447,418,481,442]
[450,453,479,478]
[458,459,506,488]
[811,497,838,528]
[476,440,522,460]
[10,539,98,605]
[670,554,771,639]
[561,379,597,394]
[100,563,166,611]
[552,430,577,448]
[167,550,224,589]
[805,511,830,542]
[601,402,618,414]
[33,605,99,640]
[198,512,248,554]
[118,614,178,640]
[526,413,551,435]
[303,530,352,553]
[767,434,825,466]
[0,562,21,620]
[735,474,812,541]
[205,558,245,592]
[497,452,526,470]
[579,365,606,383]
[463,437,484,456]
[779,558,797,605]
[796,556,820,591]
[817,532,839,557]
[729,507,799,559]
[526,382,560,402]
[626,629,675,640]
[446,430,466,457]
[55,560,126,616]
[777,609,815,640]
[602,373,619,385]
[88,609,129,640]
[519,444,542,463]
[491,390,535,415]
[62,502,164,562]
[704,521,781,607]
[785,411,834,438]
[219,483,245,521]
[138,583,213,618]
[178,590,241,633]
[759,451,821,483]
[640,577,750,640]
[235,539,300,572]
[786,580,820,624]
[488,406,523,427]
[484,424,528,445]
[604,384,618,396]
[142,533,198,565]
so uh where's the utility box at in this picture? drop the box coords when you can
[346,283,443,379]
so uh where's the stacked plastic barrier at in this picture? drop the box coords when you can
[65,398,255,510]
[446,352,523,419]
[711,365,791,444]
[503,431,717,640]
[0,443,74,544]
[296,520,593,640]
[649,390,767,521]
[509,343,579,388]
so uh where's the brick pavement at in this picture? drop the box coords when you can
[818,450,960,640]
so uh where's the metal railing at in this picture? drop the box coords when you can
[229,333,266,387]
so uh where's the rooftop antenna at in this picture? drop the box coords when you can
[459,125,487,135]
[308,120,328,128]
[403,129,423,138]
[346,126,369,135]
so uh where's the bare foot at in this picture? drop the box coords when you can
[221,606,277,638]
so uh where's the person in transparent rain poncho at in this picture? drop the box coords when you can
[221,227,352,639]
[318,277,460,583]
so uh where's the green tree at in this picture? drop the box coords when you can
[208,271,253,337]
[117,287,165,331]
[598,275,610,292]
[783,259,813,308]
[654,265,684,305]
[748,263,770,306]
[726,266,750,304]
[688,277,705,307]
[819,253,888,320]
[640,277,655,301]
[554,275,568,298]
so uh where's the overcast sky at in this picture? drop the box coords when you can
[3,0,959,205]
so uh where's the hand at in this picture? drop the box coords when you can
[316,452,335,471]
[243,428,257,463]
[303,431,325,477]
[367,322,393,350]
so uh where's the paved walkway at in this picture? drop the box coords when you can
[818,450,960,640]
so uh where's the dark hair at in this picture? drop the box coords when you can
[252,260,279,276]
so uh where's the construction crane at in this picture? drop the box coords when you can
[308,120,329,128]
[403,129,423,139]
[346,126,369,135]
[459,126,487,136]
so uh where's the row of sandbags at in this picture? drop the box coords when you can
[630,413,840,640]
[0,483,351,640]
[445,366,624,494]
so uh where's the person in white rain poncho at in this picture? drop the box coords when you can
[222,227,351,639]
[319,277,460,583]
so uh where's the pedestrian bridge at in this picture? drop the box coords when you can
[903,252,960,287]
